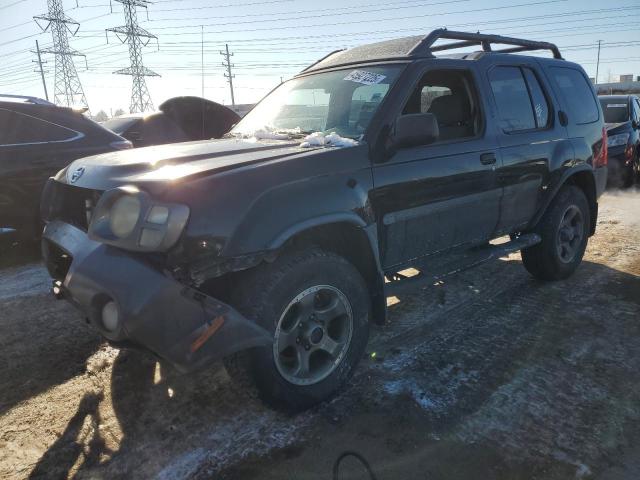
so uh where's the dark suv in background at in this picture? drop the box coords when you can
[0,95,130,237]
[41,30,607,411]
[599,94,640,188]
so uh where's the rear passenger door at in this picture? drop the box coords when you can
[485,63,571,234]
[371,65,502,270]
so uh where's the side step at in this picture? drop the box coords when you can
[384,233,541,297]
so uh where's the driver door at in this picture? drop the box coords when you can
[370,65,502,270]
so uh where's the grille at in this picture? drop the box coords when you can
[47,182,102,231]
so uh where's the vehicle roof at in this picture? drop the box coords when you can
[301,29,564,74]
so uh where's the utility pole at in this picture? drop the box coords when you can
[595,39,602,85]
[201,25,204,98]
[106,0,159,113]
[34,0,89,109]
[221,44,235,107]
[33,40,49,101]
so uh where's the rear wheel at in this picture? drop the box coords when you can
[224,247,370,411]
[521,185,590,281]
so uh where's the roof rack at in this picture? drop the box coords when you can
[410,29,563,59]
[0,94,55,106]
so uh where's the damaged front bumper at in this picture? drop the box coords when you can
[42,220,272,372]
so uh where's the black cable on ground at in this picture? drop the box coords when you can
[332,451,378,480]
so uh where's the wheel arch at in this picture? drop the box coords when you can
[278,219,387,325]
[531,167,598,236]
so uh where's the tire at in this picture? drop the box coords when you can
[224,247,370,411]
[521,185,590,281]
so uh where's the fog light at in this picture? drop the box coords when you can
[101,301,119,332]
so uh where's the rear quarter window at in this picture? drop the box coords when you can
[549,67,599,124]
[0,108,80,145]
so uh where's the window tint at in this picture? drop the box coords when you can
[402,69,480,142]
[550,67,599,124]
[599,98,629,123]
[0,109,78,145]
[488,66,536,132]
[523,68,550,128]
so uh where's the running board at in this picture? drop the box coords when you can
[384,233,541,297]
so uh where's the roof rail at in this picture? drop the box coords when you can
[409,29,563,59]
[299,49,346,73]
[0,94,56,106]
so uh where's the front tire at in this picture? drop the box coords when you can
[521,185,590,281]
[225,248,370,411]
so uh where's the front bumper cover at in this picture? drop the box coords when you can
[42,220,272,372]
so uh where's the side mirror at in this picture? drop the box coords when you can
[393,113,439,149]
[632,120,639,130]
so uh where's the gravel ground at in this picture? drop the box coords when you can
[0,192,639,480]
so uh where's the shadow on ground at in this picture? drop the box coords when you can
[20,257,640,479]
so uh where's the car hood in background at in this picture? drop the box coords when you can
[59,138,315,191]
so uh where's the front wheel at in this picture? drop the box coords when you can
[521,185,590,281]
[224,248,370,411]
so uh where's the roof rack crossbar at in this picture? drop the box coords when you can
[410,29,563,59]
[0,94,55,106]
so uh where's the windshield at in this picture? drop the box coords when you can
[599,98,630,123]
[230,65,404,139]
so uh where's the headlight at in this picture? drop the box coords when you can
[88,186,190,252]
[109,195,142,238]
[607,133,630,147]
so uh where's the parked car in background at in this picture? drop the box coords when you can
[103,97,241,148]
[0,95,130,238]
[598,94,640,188]
[41,30,607,411]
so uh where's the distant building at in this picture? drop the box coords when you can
[619,74,634,83]
[595,81,640,95]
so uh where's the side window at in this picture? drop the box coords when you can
[522,68,550,128]
[634,98,640,123]
[402,69,481,142]
[488,66,536,132]
[549,67,599,124]
[1,109,78,145]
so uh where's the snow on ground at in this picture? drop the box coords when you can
[0,263,50,301]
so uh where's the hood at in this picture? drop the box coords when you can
[60,138,315,192]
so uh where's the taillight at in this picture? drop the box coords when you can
[110,139,133,150]
[593,127,608,167]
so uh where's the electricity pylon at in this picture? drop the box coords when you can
[34,0,89,110]
[106,0,159,113]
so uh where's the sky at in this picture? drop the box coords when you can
[1,0,639,114]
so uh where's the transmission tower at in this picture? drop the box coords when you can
[106,0,159,113]
[34,0,89,110]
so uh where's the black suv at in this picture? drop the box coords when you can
[0,96,130,236]
[41,31,607,410]
[598,94,640,187]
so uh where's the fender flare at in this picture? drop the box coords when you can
[267,213,368,250]
[268,213,388,325]
[528,165,597,230]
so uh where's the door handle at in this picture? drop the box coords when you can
[480,152,496,165]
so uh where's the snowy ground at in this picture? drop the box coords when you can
[1,192,639,480]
